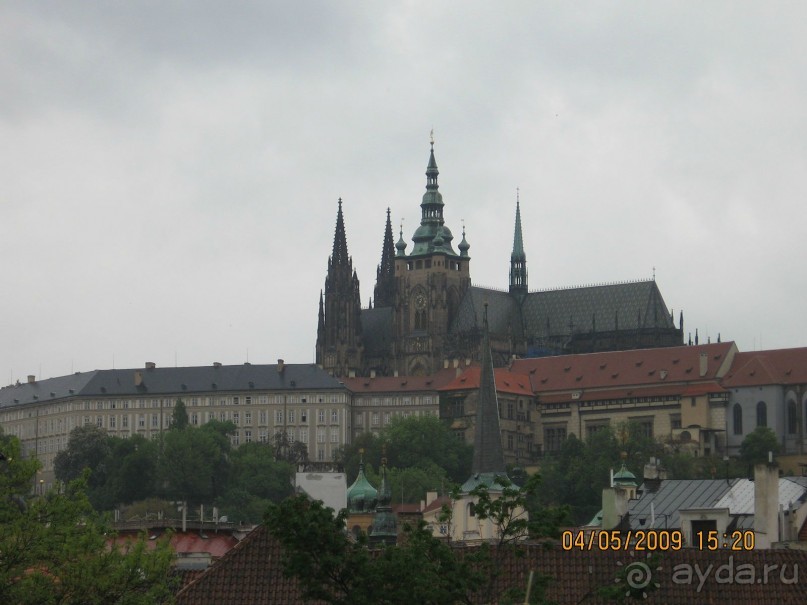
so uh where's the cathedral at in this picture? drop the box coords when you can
[316,140,684,378]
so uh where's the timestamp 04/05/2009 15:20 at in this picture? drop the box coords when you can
[560,529,756,551]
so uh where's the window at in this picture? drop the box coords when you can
[301,410,308,423]
[233,396,239,405]
[670,414,682,430]
[109,416,116,428]
[317,429,326,443]
[299,428,308,443]
[259,430,268,443]
[544,426,567,452]
[756,401,767,428]
[191,413,198,426]
[331,410,339,424]
[245,396,252,405]
[787,401,797,435]
[276,411,284,424]
[356,414,364,426]
[288,410,296,423]
[317,448,325,461]
[245,430,252,443]
[151,414,158,428]
[733,404,743,435]
[245,412,251,425]
[138,415,145,428]
[233,412,239,425]
[260,411,267,424]
[507,402,514,420]
[330,428,339,443]
[384,412,391,425]
[318,410,326,423]
[122,416,129,428]
[371,412,379,426]
[219,411,227,421]
[507,433,514,450]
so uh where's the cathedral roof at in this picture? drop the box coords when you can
[451,280,678,343]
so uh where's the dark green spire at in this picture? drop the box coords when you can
[509,193,527,295]
[374,208,396,307]
[370,455,397,545]
[472,304,506,475]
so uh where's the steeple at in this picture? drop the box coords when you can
[316,199,364,376]
[409,135,457,257]
[509,192,527,295]
[471,304,507,475]
[369,452,397,545]
[374,208,396,308]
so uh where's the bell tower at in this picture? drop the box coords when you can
[394,136,471,375]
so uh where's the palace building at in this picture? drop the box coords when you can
[316,139,684,378]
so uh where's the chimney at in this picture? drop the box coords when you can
[277,359,285,374]
[699,353,708,377]
[27,375,36,384]
[754,462,780,548]
[145,362,156,370]
[134,371,143,387]
[213,361,222,368]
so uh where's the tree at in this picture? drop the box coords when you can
[338,415,472,503]
[0,435,175,604]
[161,421,234,505]
[54,425,111,508]
[264,494,482,605]
[171,399,189,430]
[216,441,294,523]
[740,426,780,468]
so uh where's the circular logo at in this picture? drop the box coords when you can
[625,561,652,590]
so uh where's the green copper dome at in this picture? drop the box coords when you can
[613,463,638,487]
[347,463,378,513]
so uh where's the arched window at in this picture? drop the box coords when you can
[468,502,476,518]
[787,401,798,434]
[733,404,743,435]
[756,401,767,428]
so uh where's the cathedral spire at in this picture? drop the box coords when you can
[374,207,396,308]
[331,198,349,269]
[509,191,527,295]
[472,304,507,475]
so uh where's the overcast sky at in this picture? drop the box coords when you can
[2,2,806,383]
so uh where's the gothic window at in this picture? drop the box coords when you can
[732,404,743,435]
[756,401,767,428]
[787,401,797,434]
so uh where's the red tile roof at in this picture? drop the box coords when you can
[111,531,239,559]
[176,525,807,604]
[343,367,459,393]
[438,367,534,396]
[511,342,737,394]
[722,347,807,387]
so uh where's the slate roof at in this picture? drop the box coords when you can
[451,280,676,340]
[0,363,346,409]
[176,525,807,604]
[627,477,807,531]
[627,479,737,530]
[722,347,807,387]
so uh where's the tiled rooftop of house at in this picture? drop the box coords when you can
[176,524,807,604]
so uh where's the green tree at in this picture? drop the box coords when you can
[54,425,111,508]
[740,426,780,467]
[264,494,482,605]
[338,415,472,502]
[216,441,294,522]
[171,399,189,430]
[161,421,234,505]
[0,436,175,604]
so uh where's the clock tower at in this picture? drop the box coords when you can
[393,138,471,375]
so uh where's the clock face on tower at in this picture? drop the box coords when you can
[415,294,426,309]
